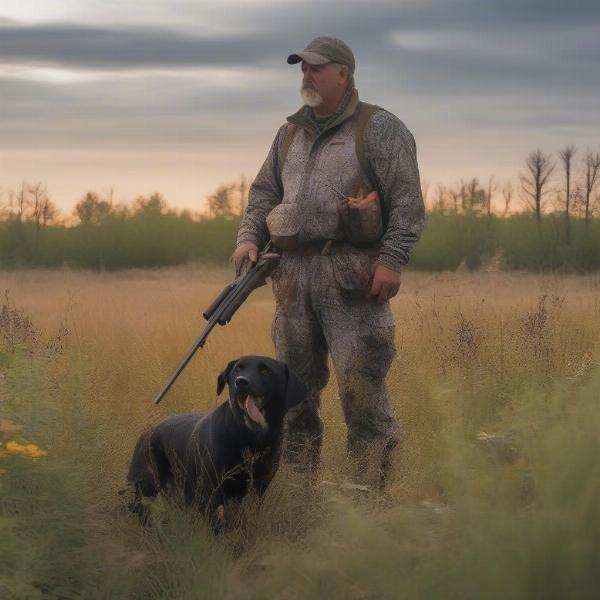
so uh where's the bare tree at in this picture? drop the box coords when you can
[559,145,577,221]
[583,151,600,224]
[103,186,116,207]
[520,149,555,222]
[43,200,59,225]
[458,180,467,212]
[501,181,514,217]
[433,184,448,213]
[25,182,59,249]
[486,175,498,217]
[570,184,585,218]
[448,186,460,214]
[29,182,50,230]
[207,183,237,218]
[239,175,248,215]
[14,181,29,223]
[463,177,486,214]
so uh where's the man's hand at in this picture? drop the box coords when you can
[233,242,258,272]
[370,263,401,304]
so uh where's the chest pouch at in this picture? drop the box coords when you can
[266,203,302,250]
[337,188,383,245]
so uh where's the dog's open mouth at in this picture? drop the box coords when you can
[237,394,267,428]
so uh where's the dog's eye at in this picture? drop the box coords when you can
[260,367,269,376]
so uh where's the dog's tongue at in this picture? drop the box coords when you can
[245,395,266,426]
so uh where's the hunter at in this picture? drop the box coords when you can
[233,36,425,490]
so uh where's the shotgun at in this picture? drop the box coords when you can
[153,241,279,405]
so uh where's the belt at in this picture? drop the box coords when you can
[280,239,341,256]
[280,239,381,256]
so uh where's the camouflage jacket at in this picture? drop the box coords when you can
[236,86,425,271]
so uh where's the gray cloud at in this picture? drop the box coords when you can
[387,28,600,95]
[0,73,299,148]
[1,0,598,100]
[1,0,598,204]
[0,23,276,68]
[1,20,598,100]
[172,0,600,37]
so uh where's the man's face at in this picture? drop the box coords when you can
[300,61,348,108]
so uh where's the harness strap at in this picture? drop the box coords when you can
[279,123,298,172]
[355,102,387,230]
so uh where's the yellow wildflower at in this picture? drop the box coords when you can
[5,440,47,459]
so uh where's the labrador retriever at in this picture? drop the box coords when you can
[126,355,306,532]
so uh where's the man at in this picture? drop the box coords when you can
[233,37,424,491]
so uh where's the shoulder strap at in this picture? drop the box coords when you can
[279,123,298,174]
[275,123,298,195]
[355,102,388,229]
[355,102,382,188]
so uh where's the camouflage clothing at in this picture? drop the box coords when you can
[236,83,424,487]
[237,84,425,271]
[271,247,398,488]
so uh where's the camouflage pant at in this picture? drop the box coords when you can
[270,247,399,489]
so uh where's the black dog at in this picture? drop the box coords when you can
[126,355,306,531]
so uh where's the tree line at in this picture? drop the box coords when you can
[428,146,600,225]
[0,147,598,271]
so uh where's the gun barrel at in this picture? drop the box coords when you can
[153,324,213,405]
[153,241,277,405]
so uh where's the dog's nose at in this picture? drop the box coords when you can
[235,376,250,390]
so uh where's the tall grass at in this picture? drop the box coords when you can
[0,269,599,598]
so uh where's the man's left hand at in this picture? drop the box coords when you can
[370,263,401,304]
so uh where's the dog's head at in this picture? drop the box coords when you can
[216,355,307,434]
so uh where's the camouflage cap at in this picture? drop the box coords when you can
[287,36,355,73]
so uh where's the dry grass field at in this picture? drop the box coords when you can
[1,266,599,599]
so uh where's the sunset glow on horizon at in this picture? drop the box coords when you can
[1,1,599,216]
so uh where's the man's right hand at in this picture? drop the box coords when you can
[233,242,258,272]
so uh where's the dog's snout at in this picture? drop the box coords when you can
[235,376,250,390]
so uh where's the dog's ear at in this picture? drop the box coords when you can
[217,359,238,396]
[284,364,307,410]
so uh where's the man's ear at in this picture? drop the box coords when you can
[217,359,238,396]
[284,364,307,410]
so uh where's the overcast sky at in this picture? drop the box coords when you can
[1,0,599,214]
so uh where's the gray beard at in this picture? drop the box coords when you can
[301,87,323,108]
